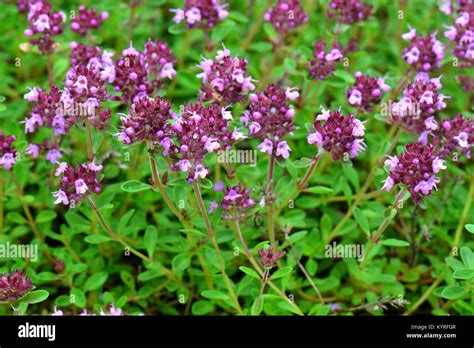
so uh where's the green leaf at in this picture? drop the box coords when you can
[239,266,260,279]
[19,290,49,304]
[120,180,152,193]
[380,239,410,247]
[304,186,334,194]
[333,69,355,83]
[172,253,191,272]
[453,269,474,280]
[460,247,474,269]
[7,212,26,224]
[35,210,57,223]
[36,272,58,282]
[70,288,86,308]
[270,267,293,280]
[201,290,230,301]
[118,209,135,234]
[144,226,158,258]
[465,224,474,234]
[84,272,108,291]
[441,285,468,300]
[138,269,164,281]
[353,208,369,234]
[192,301,215,315]
[84,235,113,244]
[168,24,185,35]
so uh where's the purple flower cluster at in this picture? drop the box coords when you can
[264,0,308,35]
[0,270,34,302]
[259,245,284,268]
[382,142,446,202]
[307,107,366,161]
[70,5,108,36]
[169,102,238,181]
[389,73,448,137]
[220,184,254,220]
[113,44,152,103]
[436,114,474,159]
[144,40,177,88]
[62,64,111,128]
[196,45,255,104]
[402,29,445,72]
[327,0,372,24]
[242,84,298,159]
[113,42,176,103]
[347,72,390,111]
[52,162,103,206]
[0,132,18,170]
[307,41,344,80]
[118,96,175,145]
[170,0,229,28]
[443,4,474,67]
[23,1,65,54]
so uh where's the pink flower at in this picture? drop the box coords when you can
[276,141,291,158]
[52,190,69,205]
[258,139,274,155]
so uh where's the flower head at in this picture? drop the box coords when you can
[402,30,445,72]
[0,132,18,170]
[307,107,366,160]
[327,0,372,24]
[0,270,34,302]
[382,142,446,202]
[436,114,474,159]
[144,40,176,85]
[169,102,234,182]
[307,40,345,80]
[347,72,390,111]
[70,5,108,36]
[264,0,308,35]
[170,0,229,29]
[220,184,255,220]
[259,245,284,268]
[197,45,255,104]
[118,96,175,146]
[52,162,102,206]
[24,1,65,54]
[245,84,296,158]
[389,74,448,135]
[113,43,152,104]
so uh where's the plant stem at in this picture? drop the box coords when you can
[232,219,305,315]
[359,187,407,269]
[241,1,271,50]
[404,279,442,316]
[254,269,269,315]
[453,178,474,248]
[267,155,276,246]
[87,196,185,288]
[192,182,242,314]
[146,142,214,289]
[275,154,321,215]
[47,54,54,86]
[283,230,324,303]
[85,119,94,161]
[7,171,54,262]
[325,128,404,243]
